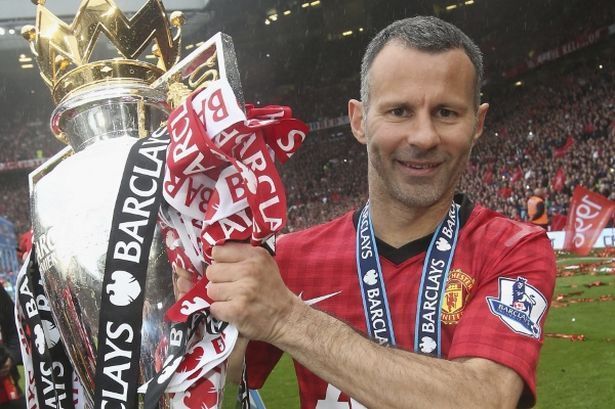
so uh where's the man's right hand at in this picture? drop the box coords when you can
[205,242,304,345]
[173,263,250,385]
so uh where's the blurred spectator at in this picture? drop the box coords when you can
[527,188,549,230]
[16,231,33,262]
[0,173,30,236]
[0,285,24,407]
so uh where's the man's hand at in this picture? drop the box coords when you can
[173,266,195,300]
[206,242,302,344]
[0,357,12,378]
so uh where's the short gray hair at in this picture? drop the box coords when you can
[360,16,484,109]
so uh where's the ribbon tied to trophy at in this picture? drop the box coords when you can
[141,77,308,405]
[162,77,308,322]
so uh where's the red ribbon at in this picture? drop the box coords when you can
[162,80,308,322]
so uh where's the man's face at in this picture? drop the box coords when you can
[349,43,488,209]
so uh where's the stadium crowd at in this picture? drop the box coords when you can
[473,0,615,78]
[279,58,614,231]
[463,61,615,226]
[0,47,613,237]
[0,120,61,164]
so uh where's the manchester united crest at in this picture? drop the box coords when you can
[441,269,475,324]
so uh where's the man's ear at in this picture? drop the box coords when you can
[348,99,366,145]
[472,102,489,144]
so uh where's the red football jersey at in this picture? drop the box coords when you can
[246,196,556,409]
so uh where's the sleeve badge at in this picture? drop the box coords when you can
[486,277,548,338]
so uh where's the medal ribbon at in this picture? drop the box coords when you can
[356,201,460,357]
[414,202,460,357]
[355,203,396,346]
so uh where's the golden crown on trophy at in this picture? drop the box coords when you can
[21,0,185,103]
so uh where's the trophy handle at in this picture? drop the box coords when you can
[152,32,245,110]
[28,145,74,195]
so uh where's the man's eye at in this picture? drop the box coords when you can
[390,107,407,116]
[438,108,456,118]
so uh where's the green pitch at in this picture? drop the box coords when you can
[224,253,615,408]
[535,254,615,408]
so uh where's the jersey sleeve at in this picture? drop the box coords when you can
[447,226,556,408]
[245,340,284,389]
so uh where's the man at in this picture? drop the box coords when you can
[182,16,555,408]
[527,188,549,230]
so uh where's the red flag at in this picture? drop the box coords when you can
[563,186,615,255]
[551,167,566,192]
[553,135,575,158]
[498,186,512,198]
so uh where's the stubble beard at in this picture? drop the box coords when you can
[367,144,471,210]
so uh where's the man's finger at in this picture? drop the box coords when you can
[209,300,245,326]
[206,258,261,283]
[211,242,258,263]
[174,266,193,281]
[175,275,194,297]
[207,281,238,302]
[209,300,239,324]
[173,266,195,299]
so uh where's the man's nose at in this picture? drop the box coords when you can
[406,111,440,150]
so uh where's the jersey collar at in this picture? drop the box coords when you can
[352,193,474,265]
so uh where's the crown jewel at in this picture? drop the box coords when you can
[22,0,184,103]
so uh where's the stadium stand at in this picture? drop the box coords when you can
[0,172,29,235]
[0,0,613,237]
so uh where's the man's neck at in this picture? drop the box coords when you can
[369,194,453,248]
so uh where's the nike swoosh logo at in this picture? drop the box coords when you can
[298,290,342,306]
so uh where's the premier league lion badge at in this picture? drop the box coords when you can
[486,277,547,338]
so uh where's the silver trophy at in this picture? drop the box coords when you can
[30,82,173,407]
[21,0,243,407]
